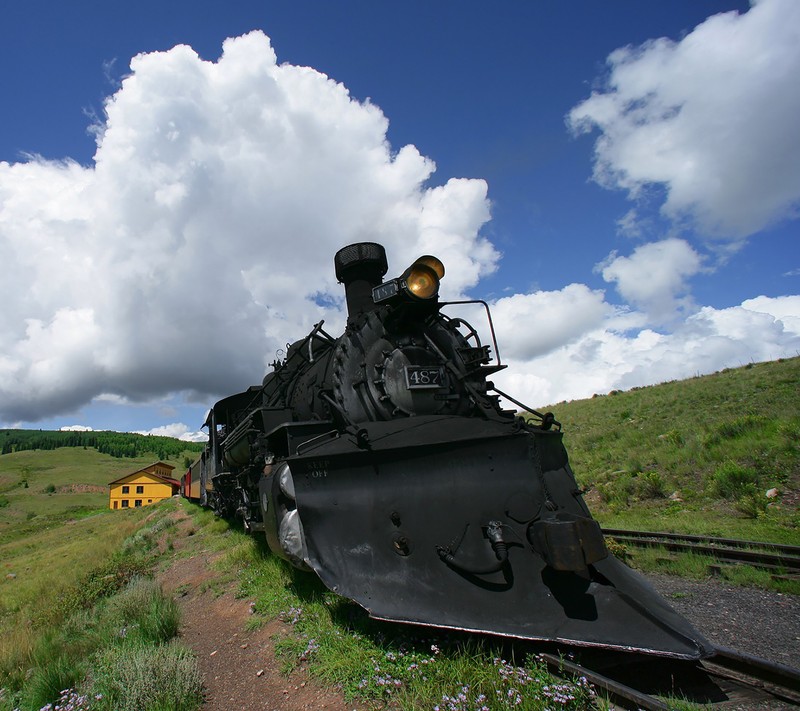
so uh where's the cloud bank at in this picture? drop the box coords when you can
[0,32,496,423]
[492,295,800,408]
[1,11,799,431]
[568,0,800,243]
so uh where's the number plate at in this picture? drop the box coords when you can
[372,281,399,303]
[405,366,446,389]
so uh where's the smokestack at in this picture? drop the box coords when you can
[334,243,388,322]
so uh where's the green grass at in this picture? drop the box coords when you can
[2,360,799,709]
[0,445,196,537]
[0,504,202,711]
[530,357,800,545]
[616,545,800,595]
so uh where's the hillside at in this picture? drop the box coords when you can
[537,356,799,540]
[1,358,797,544]
[0,438,202,538]
[0,429,204,459]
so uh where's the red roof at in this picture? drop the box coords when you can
[108,462,180,487]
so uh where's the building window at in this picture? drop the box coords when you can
[121,500,129,508]
[122,485,129,494]
[148,499,152,503]
[136,485,144,494]
[134,500,142,507]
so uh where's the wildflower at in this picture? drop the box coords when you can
[299,638,319,661]
[281,605,303,624]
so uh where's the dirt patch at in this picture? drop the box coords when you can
[57,484,107,494]
[158,507,365,710]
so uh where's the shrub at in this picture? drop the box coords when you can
[605,537,629,562]
[700,414,768,447]
[660,429,684,447]
[91,641,202,711]
[636,472,668,499]
[734,492,769,519]
[710,462,759,499]
[715,414,768,441]
[51,555,151,621]
[106,578,180,645]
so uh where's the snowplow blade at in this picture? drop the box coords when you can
[288,416,713,659]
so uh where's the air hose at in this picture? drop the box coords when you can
[436,521,509,575]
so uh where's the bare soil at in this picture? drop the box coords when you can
[158,504,367,711]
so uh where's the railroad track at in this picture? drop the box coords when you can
[540,645,800,709]
[602,528,800,575]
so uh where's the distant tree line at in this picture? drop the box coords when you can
[0,429,204,460]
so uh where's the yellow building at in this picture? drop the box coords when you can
[109,462,180,510]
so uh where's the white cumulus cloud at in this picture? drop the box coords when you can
[489,284,613,360]
[492,295,800,409]
[568,0,800,242]
[0,31,496,423]
[597,238,704,323]
[1,25,799,432]
[137,423,207,442]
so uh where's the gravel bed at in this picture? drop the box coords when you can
[647,573,800,669]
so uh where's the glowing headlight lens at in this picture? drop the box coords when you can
[405,264,439,299]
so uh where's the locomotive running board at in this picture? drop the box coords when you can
[288,415,713,659]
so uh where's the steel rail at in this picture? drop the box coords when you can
[540,647,800,709]
[538,653,670,711]
[602,529,800,572]
[602,528,800,555]
[705,646,800,705]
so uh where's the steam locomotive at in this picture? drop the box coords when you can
[183,242,712,659]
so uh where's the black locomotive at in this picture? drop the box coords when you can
[185,242,711,659]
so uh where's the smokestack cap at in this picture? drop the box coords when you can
[334,243,388,285]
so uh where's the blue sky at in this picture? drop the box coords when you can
[1,0,798,440]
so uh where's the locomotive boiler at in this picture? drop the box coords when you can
[187,242,712,659]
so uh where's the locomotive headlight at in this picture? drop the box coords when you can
[404,255,445,300]
[413,255,445,279]
[404,263,439,299]
[372,254,445,304]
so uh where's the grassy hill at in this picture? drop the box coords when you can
[1,363,798,708]
[1,358,798,544]
[538,356,799,542]
[0,439,201,541]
